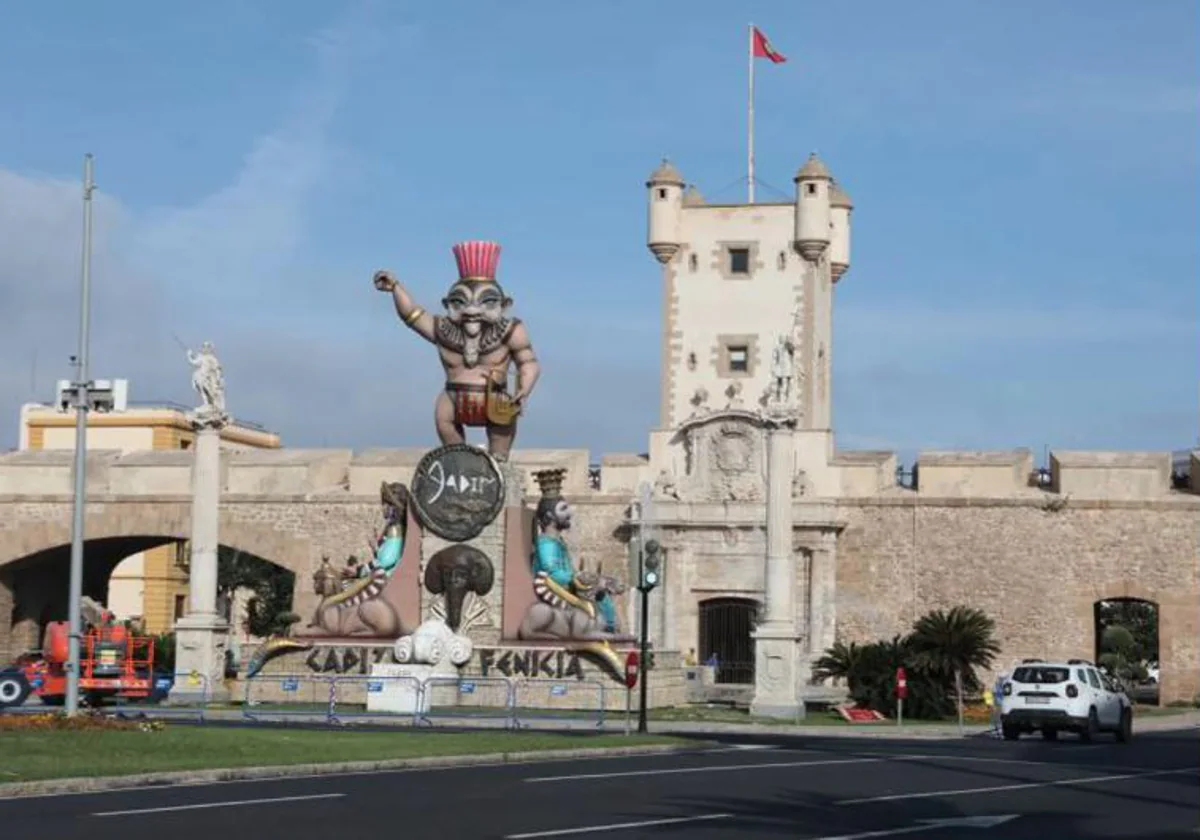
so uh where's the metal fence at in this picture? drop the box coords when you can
[5,672,624,729]
[239,673,616,729]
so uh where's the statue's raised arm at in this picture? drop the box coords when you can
[374,269,436,343]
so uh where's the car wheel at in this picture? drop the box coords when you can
[0,672,31,708]
[1001,722,1020,741]
[1041,728,1059,741]
[1116,708,1133,743]
[1080,707,1099,742]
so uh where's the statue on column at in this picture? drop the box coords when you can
[373,240,541,462]
[766,334,795,408]
[187,341,228,420]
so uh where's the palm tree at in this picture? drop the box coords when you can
[812,640,862,686]
[909,606,1001,729]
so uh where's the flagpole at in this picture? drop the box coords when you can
[747,22,755,204]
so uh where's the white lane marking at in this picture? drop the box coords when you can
[505,813,732,838]
[92,792,345,817]
[811,815,1019,840]
[837,767,1200,804]
[525,757,889,782]
[854,752,1147,773]
[3,747,711,802]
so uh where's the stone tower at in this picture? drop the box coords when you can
[645,154,854,493]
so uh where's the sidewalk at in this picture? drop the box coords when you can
[103,706,1200,739]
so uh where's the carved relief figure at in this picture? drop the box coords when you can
[653,469,680,500]
[186,341,227,416]
[308,482,410,637]
[374,240,540,462]
[423,544,495,633]
[517,470,634,673]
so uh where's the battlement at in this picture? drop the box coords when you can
[840,447,1196,500]
[915,449,1037,497]
[0,445,1191,503]
[0,447,609,500]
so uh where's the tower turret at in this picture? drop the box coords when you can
[793,153,832,262]
[829,180,853,282]
[646,159,685,264]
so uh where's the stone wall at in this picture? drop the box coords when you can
[0,445,1195,706]
[835,495,1200,703]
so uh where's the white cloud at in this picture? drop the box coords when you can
[0,6,664,459]
[0,9,393,449]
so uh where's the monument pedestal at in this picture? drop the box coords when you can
[749,624,804,720]
[366,663,433,714]
[169,614,231,704]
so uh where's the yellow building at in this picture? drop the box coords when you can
[18,380,281,633]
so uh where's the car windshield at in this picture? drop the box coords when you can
[1012,666,1070,683]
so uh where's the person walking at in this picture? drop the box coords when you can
[989,672,1007,737]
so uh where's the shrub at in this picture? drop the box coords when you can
[814,605,1001,722]
[814,635,953,720]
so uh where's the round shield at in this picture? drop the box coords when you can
[410,443,507,542]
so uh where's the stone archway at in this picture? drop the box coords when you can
[1080,584,1196,706]
[0,502,310,575]
[0,502,313,658]
[1094,597,1160,704]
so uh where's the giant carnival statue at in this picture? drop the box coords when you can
[246,240,635,689]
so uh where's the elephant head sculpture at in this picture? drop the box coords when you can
[424,544,495,632]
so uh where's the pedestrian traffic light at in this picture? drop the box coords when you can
[640,539,662,591]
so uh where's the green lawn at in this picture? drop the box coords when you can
[0,727,684,784]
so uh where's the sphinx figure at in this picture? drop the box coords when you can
[516,469,634,675]
[307,481,410,637]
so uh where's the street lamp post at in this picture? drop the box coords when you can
[64,154,96,717]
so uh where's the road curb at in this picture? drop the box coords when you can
[0,743,695,800]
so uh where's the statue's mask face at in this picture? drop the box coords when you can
[443,281,509,338]
[552,498,573,530]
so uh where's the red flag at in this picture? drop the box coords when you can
[752,27,786,63]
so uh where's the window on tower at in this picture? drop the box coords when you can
[728,247,750,275]
[728,345,749,372]
[657,188,667,199]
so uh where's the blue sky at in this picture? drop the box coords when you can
[0,0,1196,463]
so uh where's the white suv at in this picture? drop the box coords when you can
[998,658,1133,742]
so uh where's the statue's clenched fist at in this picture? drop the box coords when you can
[373,270,398,292]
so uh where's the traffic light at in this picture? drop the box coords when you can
[645,645,656,671]
[640,539,662,592]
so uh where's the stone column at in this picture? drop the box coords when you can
[750,409,804,719]
[807,534,837,660]
[169,410,231,703]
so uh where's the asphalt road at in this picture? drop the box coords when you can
[2,729,1197,839]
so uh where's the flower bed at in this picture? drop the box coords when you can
[0,711,164,732]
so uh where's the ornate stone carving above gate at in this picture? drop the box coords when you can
[672,410,768,503]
